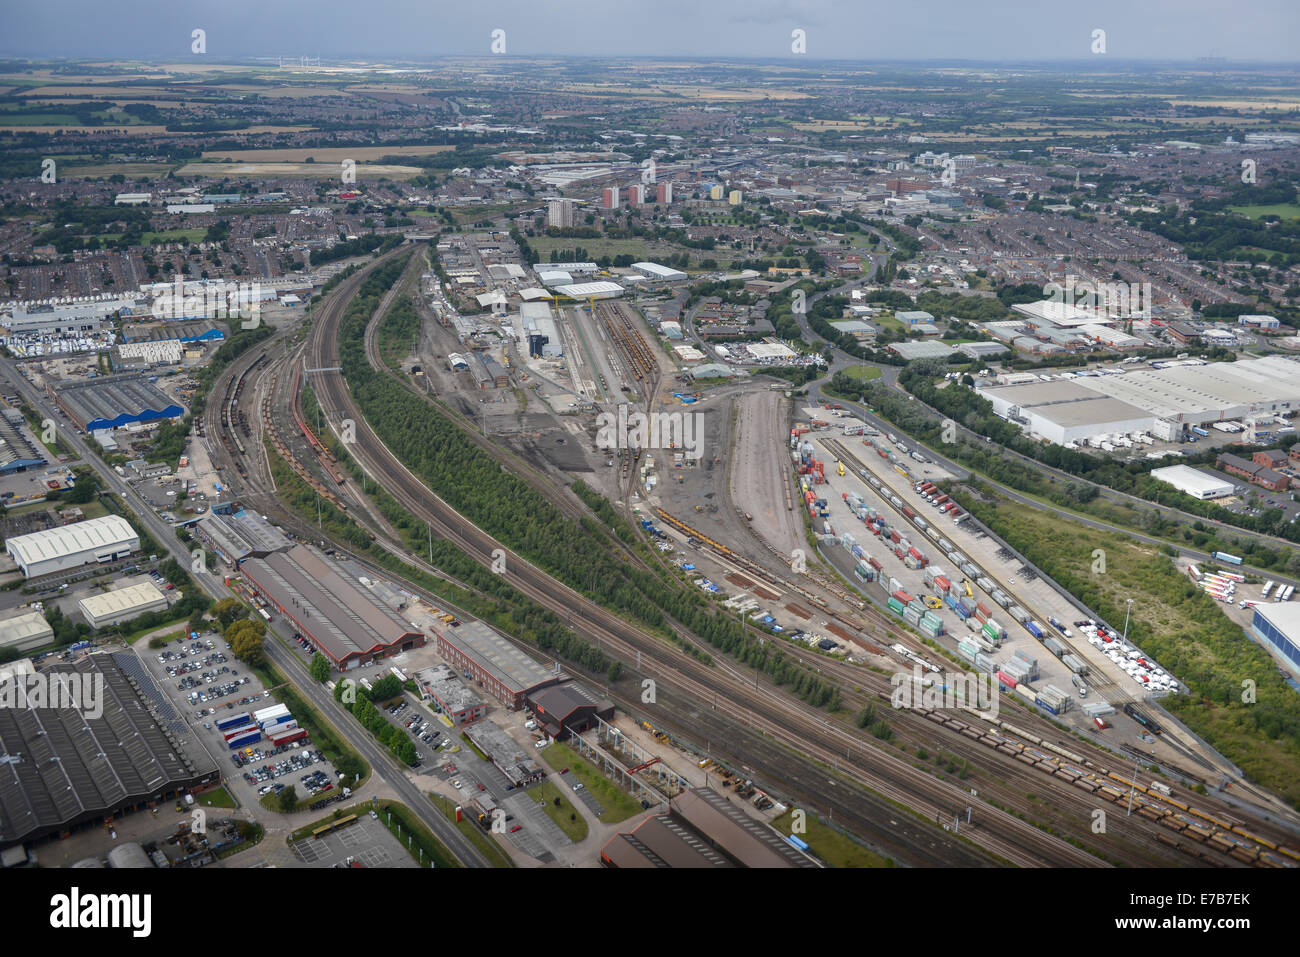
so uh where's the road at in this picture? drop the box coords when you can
[0,314,490,869]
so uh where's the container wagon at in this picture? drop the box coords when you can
[1025,620,1044,639]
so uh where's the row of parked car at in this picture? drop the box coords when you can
[244,749,325,787]
[184,676,249,703]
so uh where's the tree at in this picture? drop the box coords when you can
[211,597,248,628]
[309,653,331,683]
[226,618,267,666]
[276,785,298,812]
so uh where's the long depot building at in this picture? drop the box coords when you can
[434,619,558,709]
[241,544,424,670]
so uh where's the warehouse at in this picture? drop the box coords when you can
[525,681,614,740]
[1080,357,1300,427]
[434,619,558,709]
[416,663,485,726]
[195,508,291,566]
[553,281,624,300]
[1149,465,1235,500]
[4,515,139,579]
[0,609,54,656]
[631,262,688,282]
[51,374,185,432]
[0,413,47,474]
[0,653,220,850]
[669,788,816,868]
[120,320,225,345]
[1249,604,1300,680]
[79,580,168,629]
[601,814,734,868]
[462,719,544,786]
[242,544,425,670]
[520,302,563,358]
[977,378,1154,446]
[889,340,954,361]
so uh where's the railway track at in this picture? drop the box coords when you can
[298,259,1133,868]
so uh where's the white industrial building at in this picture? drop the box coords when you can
[1149,465,1235,500]
[553,281,624,300]
[978,380,1153,445]
[1,296,143,336]
[631,262,688,282]
[0,609,55,655]
[520,302,563,358]
[4,515,140,579]
[79,580,168,629]
[977,357,1300,444]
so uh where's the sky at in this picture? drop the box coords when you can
[1,0,1297,63]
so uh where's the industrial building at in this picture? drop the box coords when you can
[889,340,955,361]
[0,412,47,475]
[4,515,140,579]
[520,302,563,359]
[120,320,226,345]
[195,508,292,566]
[241,545,426,670]
[415,663,485,726]
[0,653,220,850]
[1,297,141,336]
[51,374,185,432]
[978,380,1153,446]
[600,814,734,868]
[434,619,558,709]
[601,787,817,868]
[79,580,169,629]
[0,609,54,656]
[631,262,688,283]
[553,281,625,300]
[1250,604,1300,679]
[525,681,614,740]
[462,719,544,786]
[1217,453,1289,492]
[1149,465,1235,500]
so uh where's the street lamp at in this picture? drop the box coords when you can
[1121,597,1134,651]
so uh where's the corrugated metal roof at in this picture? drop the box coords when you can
[4,515,137,569]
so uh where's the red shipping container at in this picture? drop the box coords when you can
[893,590,914,604]
[868,557,882,570]
[934,576,951,593]
[996,671,1018,689]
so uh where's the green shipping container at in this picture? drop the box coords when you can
[982,622,998,642]
[888,597,904,615]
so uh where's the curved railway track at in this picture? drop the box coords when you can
[297,254,1129,868]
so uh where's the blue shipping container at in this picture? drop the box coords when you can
[226,730,262,749]
[216,711,252,731]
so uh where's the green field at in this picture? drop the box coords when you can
[531,780,588,842]
[840,364,883,382]
[1227,203,1300,220]
[529,235,744,267]
[771,808,893,867]
[543,742,645,823]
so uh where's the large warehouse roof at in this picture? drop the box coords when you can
[4,515,137,570]
[670,788,817,868]
[0,610,54,653]
[1075,357,1300,423]
[54,374,185,431]
[1149,465,1235,499]
[0,654,218,849]
[242,545,421,666]
[553,281,624,299]
[79,580,168,627]
[439,619,554,695]
[198,509,291,564]
[601,814,734,868]
[0,416,47,474]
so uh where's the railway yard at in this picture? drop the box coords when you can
[189,240,1300,871]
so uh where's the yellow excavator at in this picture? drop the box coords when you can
[924,595,943,609]
[963,579,973,598]
[836,460,846,477]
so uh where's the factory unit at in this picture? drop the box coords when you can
[0,654,220,850]
[195,508,292,566]
[240,544,425,670]
[631,262,688,283]
[0,609,55,655]
[50,374,185,432]
[0,412,48,475]
[519,302,563,358]
[78,580,169,629]
[525,680,615,740]
[416,663,485,726]
[1250,604,1300,680]
[1,297,141,336]
[978,380,1152,445]
[4,515,139,579]
[1149,465,1235,500]
[433,619,558,710]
